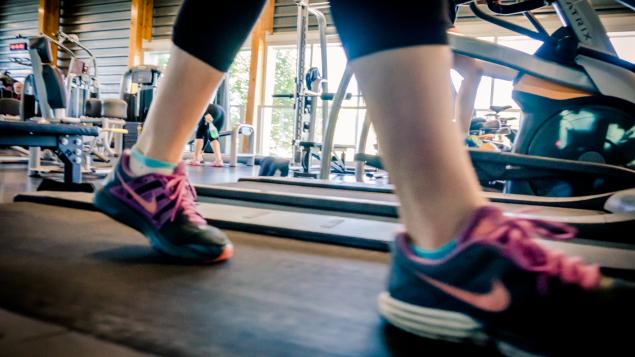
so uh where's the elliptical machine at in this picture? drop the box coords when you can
[469,0,635,196]
[341,0,635,198]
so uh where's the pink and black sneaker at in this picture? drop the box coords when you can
[379,206,635,356]
[93,151,233,262]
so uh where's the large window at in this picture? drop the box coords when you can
[227,50,251,128]
[610,31,635,63]
[261,47,297,157]
[143,49,251,130]
[143,51,170,70]
[260,43,365,158]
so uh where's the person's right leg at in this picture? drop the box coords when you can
[351,47,484,249]
[331,1,485,249]
[93,0,267,262]
[210,140,224,167]
[330,0,634,354]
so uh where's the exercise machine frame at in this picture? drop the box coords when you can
[323,0,635,198]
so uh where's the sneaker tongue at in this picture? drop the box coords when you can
[457,206,504,244]
[173,162,186,175]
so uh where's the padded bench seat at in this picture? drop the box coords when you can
[0,120,99,137]
[0,120,100,190]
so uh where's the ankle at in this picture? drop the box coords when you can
[129,147,178,176]
[411,239,457,259]
[406,203,484,249]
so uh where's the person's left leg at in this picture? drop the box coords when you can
[134,47,225,164]
[192,138,204,164]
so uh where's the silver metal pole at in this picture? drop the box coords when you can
[355,113,371,182]
[319,66,353,179]
[308,7,330,140]
[292,1,309,165]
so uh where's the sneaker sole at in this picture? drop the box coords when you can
[378,292,545,357]
[93,188,232,263]
[378,292,487,344]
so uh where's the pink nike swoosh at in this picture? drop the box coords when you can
[120,178,158,214]
[416,273,511,313]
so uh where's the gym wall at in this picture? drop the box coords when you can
[58,0,132,99]
[0,0,40,82]
[152,0,181,41]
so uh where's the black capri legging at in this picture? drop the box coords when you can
[172,1,452,72]
[195,103,225,145]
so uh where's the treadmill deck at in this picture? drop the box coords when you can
[0,202,494,356]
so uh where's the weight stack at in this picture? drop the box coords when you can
[123,122,143,149]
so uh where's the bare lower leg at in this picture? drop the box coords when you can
[211,140,223,163]
[453,55,483,134]
[194,139,204,162]
[135,45,225,163]
[350,46,486,249]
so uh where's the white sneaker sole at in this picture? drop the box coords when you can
[378,292,545,357]
[378,291,487,344]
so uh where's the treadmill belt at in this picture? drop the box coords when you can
[13,191,635,270]
[0,203,495,356]
[196,181,635,241]
[236,177,614,210]
[206,181,607,218]
[228,180,399,202]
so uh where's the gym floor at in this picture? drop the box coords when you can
[0,162,257,356]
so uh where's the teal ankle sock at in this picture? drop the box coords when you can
[129,147,177,175]
[412,240,457,259]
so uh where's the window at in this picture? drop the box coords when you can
[227,50,251,128]
[144,51,170,70]
[261,46,297,157]
[143,49,251,131]
[260,43,365,158]
[609,31,635,63]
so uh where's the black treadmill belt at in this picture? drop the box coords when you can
[236,177,615,211]
[208,181,608,218]
[197,181,635,241]
[14,191,635,271]
[0,203,494,356]
[227,180,399,202]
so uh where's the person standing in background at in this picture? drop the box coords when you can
[190,103,225,167]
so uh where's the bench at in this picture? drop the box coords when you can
[0,120,99,191]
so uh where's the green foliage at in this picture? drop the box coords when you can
[228,51,250,106]
[227,51,251,127]
[225,48,301,157]
[269,49,297,157]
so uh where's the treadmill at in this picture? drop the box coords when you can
[191,177,635,241]
[12,187,635,272]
